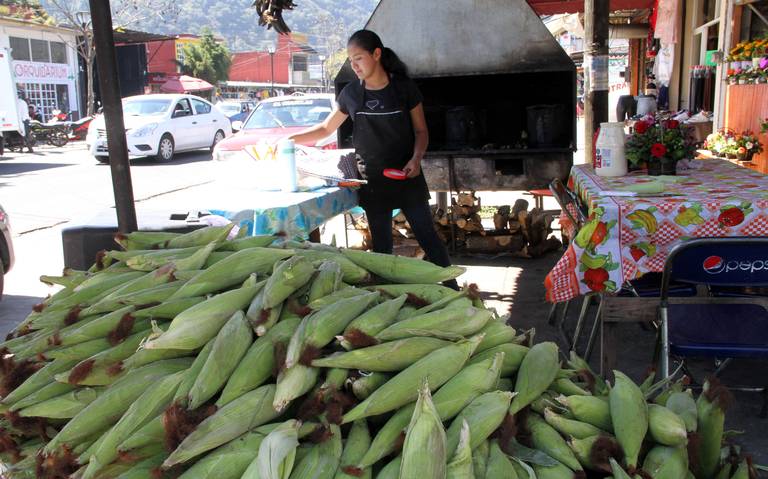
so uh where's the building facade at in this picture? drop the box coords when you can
[0,16,81,121]
[144,34,201,92]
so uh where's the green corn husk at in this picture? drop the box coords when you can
[731,459,754,479]
[114,453,167,479]
[445,390,513,453]
[40,268,90,289]
[312,337,451,372]
[375,456,401,479]
[293,249,371,284]
[274,364,320,412]
[357,352,503,469]
[524,412,583,472]
[339,294,407,349]
[530,392,567,415]
[665,391,698,433]
[609,370,648,469]
[334,420,371,479]
[244,420,300,479]
[79,282,184,317]
[53,306,137,347]
[370,283,459,304]
[18,387,101,419]
[307,287,369,311]
[552,378,592,397]
[171,247,293,299]
[647,403,688,447]
[8,381,75,412]
[176,431,265,479]
[342,249,465,283]
[114,231,183,250]
[40,271,145,312]
[203,252,234,267]
[467,342,529,377]
[351,372,391,400]
[173,339,215,405]
[163,224,234,249]
[474,319,518,353]
[544,408,608,439]
[285,292,379,369]
[163,384,280,468]
[695,378,731,479]
[44,359,192,453]
[569,434,624,473]
[567,352,609,396]
[80,266,177,314]
[446,420,474,479]
[397,289,468,320]
[106,246,199,263]
[486,439,518,478]
[533,460,580,479]
[342,335,481,424]
[126,242,216,271]
[556,394,613,432]
[642,445,689,479]
[188,311,253,409]
[399,382,447,479]
[132,296,205,319]
[246,285,285,336]
[47,323,150,364]
[307,260,344,304]
[288,423,343,479]
[472,440,489,478]
[82,370,186,479]
[117,414,164,453]
[375,306,491,342]
[144,275,262,350]
[218,317,301,407]
[75,343,194,386]
[508,341,560,415]
[218,235,279,250]
[263,256,316,309]
[3,358,78,407]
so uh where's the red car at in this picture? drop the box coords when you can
[213,93,337,162]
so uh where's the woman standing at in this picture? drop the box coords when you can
[289,30,458,288]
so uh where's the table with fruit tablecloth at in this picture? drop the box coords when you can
[545,159,768,302]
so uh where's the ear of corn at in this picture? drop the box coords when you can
[467,342,529,377]
[524,412,583,472]
[40,268,90,289]
[474,319,518,353]
[7,381,75,412]
[307,260,344,304]
[472,439,489,478]
[163,224,234,249]
[399,289,468,320]
[445,390,513,453]
[288,423,343,479]
[486,439,518,478]
[552,378,592,397]
[544,407,608,439]
[334,420,371,479]
[375,455,401,479]
[340,294,408,349]
[171,247,293,299]
[218,316,301,407]
[3,358,78,407]
[642,445,689,479]
[218,235,279,251]
[375,306,491,342]
[293,249,371,284]
[342,335,481,423]
[18,387,101,419]
[609,370,648,469]
[445,419,473,479]
[533,459,579,479]
[126,241,216,271]
[556,394,613,432]
[665,391,698,433]
[399,382,447,479]
[163,384,280,468]
[132,296,204,319]
[188,311,253,409]
[274,364,320,412]
[113,452,166,479]
[609,457,634,479]
[509,341,560,416]
[81,266,177,314]
[694,378,729,479]
[311,337,451,372]
[117,414,164,453]
[144,275,262,350]
[568,434,623,473]
[173,338,215,405]
[114,231,182,250]
[342,249,465,283]
[647,404,688,447]
[246,419,301,479]
[350,372,391,400]
[246,285,284,336]
[263,256,316,309]
[176,431,265,479]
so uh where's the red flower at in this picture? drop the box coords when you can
[651,143,667,158]
[584,268,609,291]
[665,119,679,129]
[634,122,649,134]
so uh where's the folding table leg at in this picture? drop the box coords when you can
[660,307,670,378]
[584,295,604,361]
[570,293,596,353]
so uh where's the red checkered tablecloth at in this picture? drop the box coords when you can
[545,160,768,302]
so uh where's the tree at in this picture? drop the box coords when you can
[178,29,232,85]
[41,0,179,115]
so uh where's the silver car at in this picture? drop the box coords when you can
[0,203,14,299]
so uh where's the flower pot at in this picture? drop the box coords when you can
[661,160,677,175]
[738,79,747,85]
[646,158,675,176]
[754,57,762,68]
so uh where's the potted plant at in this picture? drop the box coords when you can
[626,118,696,175]
[734,131,763,162]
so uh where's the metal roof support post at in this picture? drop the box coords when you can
[89,0,138,233]
[584,0,610,163]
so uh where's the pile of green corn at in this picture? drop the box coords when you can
[0,224,757,478]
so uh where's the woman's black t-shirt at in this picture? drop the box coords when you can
[336,77,430,211]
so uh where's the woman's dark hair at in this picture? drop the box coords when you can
[348,29,409,78]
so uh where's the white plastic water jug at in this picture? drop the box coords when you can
[595,122,627,177]
[277,138,298,192]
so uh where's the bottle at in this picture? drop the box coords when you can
[594,122,627,177]
[276,138,298,192]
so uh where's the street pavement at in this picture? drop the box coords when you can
[0,137,766,464]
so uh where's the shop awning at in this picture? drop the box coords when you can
[527,0,653,15]
[159,75,214,93]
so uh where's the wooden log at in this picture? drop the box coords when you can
[511,199,529,218]
[493,205,510,231]
[456,192,479,207]
[518,210,530,242]
[527,236,563,257]
[507,219,521,234]
[453,205,481,217]
[465,234,526,253]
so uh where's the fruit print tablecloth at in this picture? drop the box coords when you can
[545,159,768,302]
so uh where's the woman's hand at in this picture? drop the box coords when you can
[403,157,421,178]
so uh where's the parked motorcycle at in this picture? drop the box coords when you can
[0,130,32,153]
[28,120,68,147]
[47,110,93,141]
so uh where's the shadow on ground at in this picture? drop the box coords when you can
[0,162,75,176]
[93,150,212,167]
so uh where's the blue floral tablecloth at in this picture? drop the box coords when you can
[209,187,358,238]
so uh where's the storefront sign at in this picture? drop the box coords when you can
[13,61,70,82]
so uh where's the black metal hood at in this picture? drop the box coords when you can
[336,0,575,83]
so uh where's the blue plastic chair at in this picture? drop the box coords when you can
[658,238,768,414]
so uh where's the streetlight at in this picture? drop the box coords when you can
[267,44,275,97]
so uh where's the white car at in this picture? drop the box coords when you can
[86,94,232,163]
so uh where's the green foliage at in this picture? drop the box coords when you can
[179,29,232,84]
